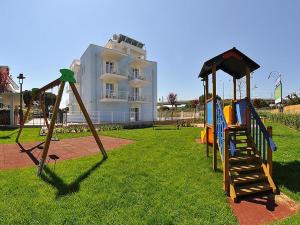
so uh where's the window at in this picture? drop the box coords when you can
[131,68,139,79]
[106,61,115,73]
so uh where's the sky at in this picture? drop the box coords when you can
[1,0,300,105]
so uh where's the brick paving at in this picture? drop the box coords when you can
[228,193,300,225]
[0,136,133,169]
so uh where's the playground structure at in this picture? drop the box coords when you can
[199,48,277,201]
[16,69,107,176]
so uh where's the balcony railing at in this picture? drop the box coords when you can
[128,94,151,102]
[128,74,147,81]
[100,90,128,101]
[100,68,127,80]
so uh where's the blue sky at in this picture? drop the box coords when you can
[1,0,300,104]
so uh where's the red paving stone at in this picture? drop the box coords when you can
[0,136,133,170]
[229,193,300,225]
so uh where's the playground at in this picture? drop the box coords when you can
[0,52,299,224]
[0,123,299,224]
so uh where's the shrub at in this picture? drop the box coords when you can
[260,112,300,130]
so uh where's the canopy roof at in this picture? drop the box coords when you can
[198,47,260,79]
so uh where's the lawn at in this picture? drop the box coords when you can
[0,123,299,224]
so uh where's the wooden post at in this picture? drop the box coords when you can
[246,67,251,132]
[267,126,273,176]
[212,64,217,171]
[70,83,107,159]
[232,78,236,124]
[205,77,209,157]
[38,81,65,176]
[40,93,49,129]
[15,95,36,143]
[224,128,229,193]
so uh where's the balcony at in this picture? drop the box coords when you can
[130,57,150,68]
[128,94,151,103]
[101,47,127,61]
[100,90,128,102]
[100,69,128,82]
[128,74,151,88]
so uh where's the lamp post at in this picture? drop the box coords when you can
[17,73,25,125]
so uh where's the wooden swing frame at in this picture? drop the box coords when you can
[16,69,107,176]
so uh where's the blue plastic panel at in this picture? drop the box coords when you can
[206,100,213,125]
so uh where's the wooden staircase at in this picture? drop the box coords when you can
[227,127,277,201]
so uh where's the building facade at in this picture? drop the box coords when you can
[68,34,157,123]
[0,66,20,126]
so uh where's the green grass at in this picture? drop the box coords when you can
[0,127,97,144]
[266,122,300,203]
[0,124,299,224]
[0,126,237,225]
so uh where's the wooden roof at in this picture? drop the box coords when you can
[198,47,260,79]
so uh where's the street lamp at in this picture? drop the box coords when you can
[17,73,26,125]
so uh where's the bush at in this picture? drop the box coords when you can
[260,112,300,130]
[53,124,123,134]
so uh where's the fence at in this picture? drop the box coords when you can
[67,111,155,124]
[157,110,204,121]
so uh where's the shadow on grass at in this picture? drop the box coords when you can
[0,130,18,139]
[41,158,106,198]
[273,160,300,194]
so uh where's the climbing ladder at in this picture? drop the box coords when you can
[216,98,277,201]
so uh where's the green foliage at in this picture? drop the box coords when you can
[53,124,124,134]
[260,112,300,130]
[253,98,269,109]
[286,93,300,105]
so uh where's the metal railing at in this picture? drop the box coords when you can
[128,94,151,102]
[100,90,128,100]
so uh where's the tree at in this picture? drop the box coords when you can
[190,99,199,119]
[286,93,300,105]
[167,92,177,120]
[236,73,254,99]
[22,90,57,116]
[0,66,10,93]
[252,98,269,109]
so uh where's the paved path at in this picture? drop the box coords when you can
[229,193,300,225]
[0,136,133,170]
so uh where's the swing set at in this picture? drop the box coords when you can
[16,69,107,176]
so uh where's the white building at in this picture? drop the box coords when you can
[67,34,157,123]
[0,66,20,126]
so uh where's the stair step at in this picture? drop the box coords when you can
[234,139,248,144]
[232,133,247,136]
[232,172,267,184]
[229,125,247,131]
[229,155,260,164]
[230,163,261,173]
[235,146,254,152]
[236,182,272,196]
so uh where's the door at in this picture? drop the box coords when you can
[105,83,114,98]
[132,68,139,79]
[106,61,114,73]
[134,108,139,121]
[130,107,140,121]
[133,88,140,101]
